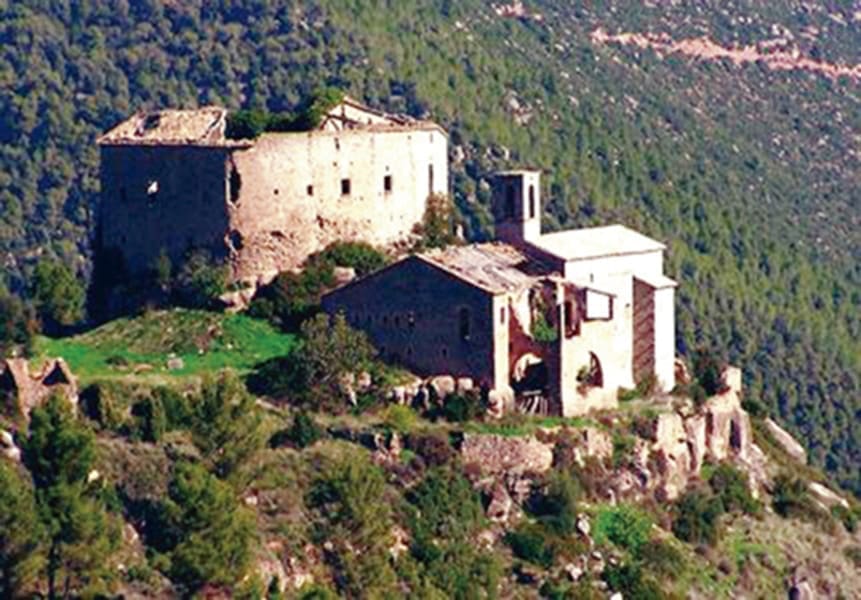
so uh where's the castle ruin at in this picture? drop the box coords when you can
[97,97,448,285]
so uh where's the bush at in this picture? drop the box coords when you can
[132,395,167,443]
[831,504,860,533]
[771,473,821,521]
[174,249,229,309]
[594,504,653,556]
[672,488,724,545]
[382,404,417,433]
[312,241,388,277]
[603,563,663,600]
[0,290,36,356]
[407,431,454,468]
[708,463,759,515]
[440,391,484,423]
[505,523,556,568]
[412,193,459,250]
[529,471,581,536]
[639,539,686,580]
[611,432,636,468]
[271,411,323,449]
[691,348,727,397]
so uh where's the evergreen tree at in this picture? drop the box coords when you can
[0,461,43,598]
[30,259,85,332]
[163,462,256,594]
[189,371,264,482]
[22,396,118,598]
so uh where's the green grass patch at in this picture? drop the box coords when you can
[33,309,297,383]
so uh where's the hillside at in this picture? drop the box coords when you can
[0,0,858,497]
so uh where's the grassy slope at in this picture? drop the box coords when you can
[33,309,297,383]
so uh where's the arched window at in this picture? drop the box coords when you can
[528,185,536,218]
[458,307,471,341]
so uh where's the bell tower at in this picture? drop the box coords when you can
[492,170,541,245]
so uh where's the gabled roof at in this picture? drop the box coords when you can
[530,224,666,261]
[417,243,558,294]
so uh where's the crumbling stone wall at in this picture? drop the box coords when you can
[99,125,447,285]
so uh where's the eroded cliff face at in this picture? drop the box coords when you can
[459,367,770,517]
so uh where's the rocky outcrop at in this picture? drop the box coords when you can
[764,418,807,464]
[808,482,849,511]
[461,434,553,477]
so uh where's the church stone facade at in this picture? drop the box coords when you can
[323,170,676,417]
[97,98,448,285]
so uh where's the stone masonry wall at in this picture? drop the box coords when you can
[229,126,448,282]
[100,125,447,284]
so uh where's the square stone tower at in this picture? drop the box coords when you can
[491,170,542,245]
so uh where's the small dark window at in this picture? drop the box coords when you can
[335,138,340,150]
[229,167,241,203]
[529,185,536,218]
[384,175,392,193]
[228,230,244,251]
[307,185,314,196]
[441,347,448,358]
[428,164,434,195]
[500,307,506,324]
[458,307,470,341]
[564,301,574,336]
[273,188,279,196]
[341,178,351,195]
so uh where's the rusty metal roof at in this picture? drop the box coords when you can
[418,243,558,294]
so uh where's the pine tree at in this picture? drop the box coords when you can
[0,461,44,598]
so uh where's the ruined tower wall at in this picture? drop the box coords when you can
[228,127,448,282]
[99,145,231,275]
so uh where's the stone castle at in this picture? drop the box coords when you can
[97,97,448,285]
[99,98,676,417]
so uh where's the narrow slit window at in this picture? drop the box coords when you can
[307,185,314,196]
[529,185,536,218]
[341,178,351,196]
[428,164,434,195]
[384,175,392,193]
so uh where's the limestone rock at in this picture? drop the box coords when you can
[1,429,20,461]
[487,386,514,419]
[564,563,584,582]
[461,434,553,476]
[684,415,707,472]
[575,514,591,538]
[764,418,807,464]
[580,427,613,461]
[429,375,456,399]
[356,371,372,391]
[808,481,849,510]
[456,377,474,394]
[166,355,185,371]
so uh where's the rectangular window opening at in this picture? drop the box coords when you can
[307,185,314,196]
[341,179,351,196]
[384,175,392,193]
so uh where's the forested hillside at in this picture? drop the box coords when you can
[0,1,858,493]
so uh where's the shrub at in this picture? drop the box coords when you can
[440,391,484,423]
[505,523,556,568]
[413,193,459,250]
[132,395,167,443]
[672,488,724,545]
[594,504,653,555]
[639,539,686,579]
[603,563,663,600]
[273,411,323,449]
[691,348,727,397]
[382,404,417,433]
[80,381,134,432]
[530,471,581,536]
[771,473,820,521]
[708,463,759,515]
[407,431,454,468]
[0,290,36,356]
[611,432,636,468]
[152,386,192,430]
[312,241,388,277]
[173,249,229,309]
[831,504,860,533]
